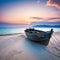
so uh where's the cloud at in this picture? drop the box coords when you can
[47,0,60,9]
[47,17,60,22]
[30,17,60,22]
[48,17,60,20]
[30,17,44,20]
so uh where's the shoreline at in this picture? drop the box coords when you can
[0,32,60,36]
[0,33,23,36]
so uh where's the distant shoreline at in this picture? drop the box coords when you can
[33,26,60,28]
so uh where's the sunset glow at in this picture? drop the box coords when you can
[1,0,60,24]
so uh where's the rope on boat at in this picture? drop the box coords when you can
[52,34,60,47]
[52,35,59,45]
[53,34,60,42]
[52,36,60,51]
[46,34,60,58]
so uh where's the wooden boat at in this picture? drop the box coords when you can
[24,28,53,45]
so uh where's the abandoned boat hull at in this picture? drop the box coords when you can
[25,28,53,45]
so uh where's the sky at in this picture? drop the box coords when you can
[0,0,60,24]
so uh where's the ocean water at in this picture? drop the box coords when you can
[0,27,60,34]
[0,28,25,34]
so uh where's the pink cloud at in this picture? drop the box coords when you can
[47,17,60,20]
[30,16,60,22]
[47,0,60,9]
[30,17,44,20]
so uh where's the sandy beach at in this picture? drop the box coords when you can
[0,32,60,60]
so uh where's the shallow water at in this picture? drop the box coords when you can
[0,27,60,34]
[0,28,25,34]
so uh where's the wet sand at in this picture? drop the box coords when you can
[0,32,60,60]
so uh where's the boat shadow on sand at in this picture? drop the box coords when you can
[22,35,60,58]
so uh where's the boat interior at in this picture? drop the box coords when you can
[25,28,47,34]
